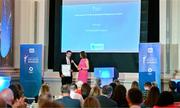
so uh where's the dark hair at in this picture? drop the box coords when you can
[80,51,87,58]
[102,85,113,96]
[109,83,116,98]
[131,81,139,89]
[169,81,177,92]
[9,83,24,100]
[109,83,116,91]
[144,82,152,87]
[66,50,72,53]
[61,85,70,94]
[144,86,160,107]
[83,97,100,108]
[177,82,180,93]
[70,83,78,91]
[156,91,174,106]
[128,88,143,105]
[112,85,128,107]
[81,83,91,99]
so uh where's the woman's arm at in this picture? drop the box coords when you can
[71,60,78,69]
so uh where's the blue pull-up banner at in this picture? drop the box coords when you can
[139,43,161,91]
[20,44,43,97]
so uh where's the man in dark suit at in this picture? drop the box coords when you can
[97,85,118,108]
[59,50,75,85]
[56,85,81,108]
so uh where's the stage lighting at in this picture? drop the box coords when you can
[0,76,11,92]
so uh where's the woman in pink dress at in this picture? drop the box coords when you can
[72,51,89,83]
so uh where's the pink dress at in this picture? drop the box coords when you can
[78,58,88,83]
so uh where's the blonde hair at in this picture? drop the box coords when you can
[39,83,50,96]
[89,86,101,96]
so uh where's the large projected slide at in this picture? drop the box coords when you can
[61,0,141,53]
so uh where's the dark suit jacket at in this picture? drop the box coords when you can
[59,57,76,85]
[97,95,118,108]
[56,96,81,108]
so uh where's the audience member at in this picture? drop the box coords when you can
[109,82,116,91]
[109,82,116,98]
[144,86,160,107]
[56,85,81,108]
[97,85,118,108]
[169,81,180,102]
[0,88,14,106]
[81,83,91,99]
[0,86,27,108]
[112,85,128,107]
[76,81,83,95]
[89,86,101,97]
[131,81,139,89]
[83,96,100,108]
[70,83,84,104]
[38,83,52,101]
[9,83,24,100]
[114,79,121,85]
[127,88,143,108]
[143,81,152,100]
[154,91,176,108]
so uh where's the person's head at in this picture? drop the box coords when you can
[144,86,160,107]
[102,85,113,98]
[89,86,101,97]
[109,83,116,91]
[83,96,100,108]
[127,88,143,106]
[0,88,14,106]
[39,83,50,96]
[114,79,121,85]
[76,81,83,89]
[61,85,70,95]
[81,83,91,99]
[168,81,176,92]
[80,51,87,58]
[39,99,64,108]
[144,82,152,90]
[131,81,139,89]
[156,91,174,106]
[70,83,78,91]
[39,83,52,100]
[9,83,24,100]
[112,85,127,103]
[66,50,72,58]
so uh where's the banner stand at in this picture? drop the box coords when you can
[20,44,43,97]
[139,43,161,91]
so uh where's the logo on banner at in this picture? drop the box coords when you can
[29,48,35,53]
[24,54,28,64]
[29,67,34,74]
